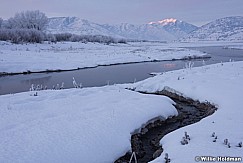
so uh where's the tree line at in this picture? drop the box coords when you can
[0,10,126,44]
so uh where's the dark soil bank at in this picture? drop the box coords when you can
[115,90,217,163]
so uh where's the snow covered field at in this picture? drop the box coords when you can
[1,40,243,163]
[126,61,243,162]
[0,41,208,74]
[0,86,177,163]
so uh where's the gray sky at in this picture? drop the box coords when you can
[0,0,243,26]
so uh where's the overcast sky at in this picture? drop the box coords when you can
[1,0,243,26]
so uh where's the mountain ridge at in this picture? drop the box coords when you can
[47,17,197,41]
[46,16,243,41]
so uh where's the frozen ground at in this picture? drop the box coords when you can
[125,61,243,162]
[0,41,208,74]
[0,86,177,163]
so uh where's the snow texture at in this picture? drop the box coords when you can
[125,61,243,162]
[0,86,177,163]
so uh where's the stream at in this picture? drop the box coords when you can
[115,90,217,163]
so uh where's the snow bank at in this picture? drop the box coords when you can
[126,61,243,162]
[0,41,207,74]
[0,86,177,163]
[171,40,243,48]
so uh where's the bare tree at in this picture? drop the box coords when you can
[7,10,48,31]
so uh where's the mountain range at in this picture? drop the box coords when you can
[46,16,243,42]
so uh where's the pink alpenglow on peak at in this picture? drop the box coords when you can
[148,18,179,25]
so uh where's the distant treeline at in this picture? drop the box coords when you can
[0,10,126,44]
[52,33,126,44]
[0,29,127,44]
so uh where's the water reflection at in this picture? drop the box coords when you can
[163,63,177,69]
[20,76,52,85]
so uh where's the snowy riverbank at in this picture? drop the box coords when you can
[0,86,177,163]
[125,61,243,162]
[224,45,243,50]
[0,41,209,74]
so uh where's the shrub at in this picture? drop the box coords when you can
[0,29,44,43]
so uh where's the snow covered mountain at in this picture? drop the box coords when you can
[185,16,243,41]
[47,17,121,38]
[102,19,198,41]
[47,16,243,42]
[148,18,198,38]
[101,23,176,41]
[47,17,197,41]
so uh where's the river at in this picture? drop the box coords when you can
[0,46,243,95]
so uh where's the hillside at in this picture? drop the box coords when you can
[185,16,243,41]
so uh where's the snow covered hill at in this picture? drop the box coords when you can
[46,17,198,41]
[185,16,243,41]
